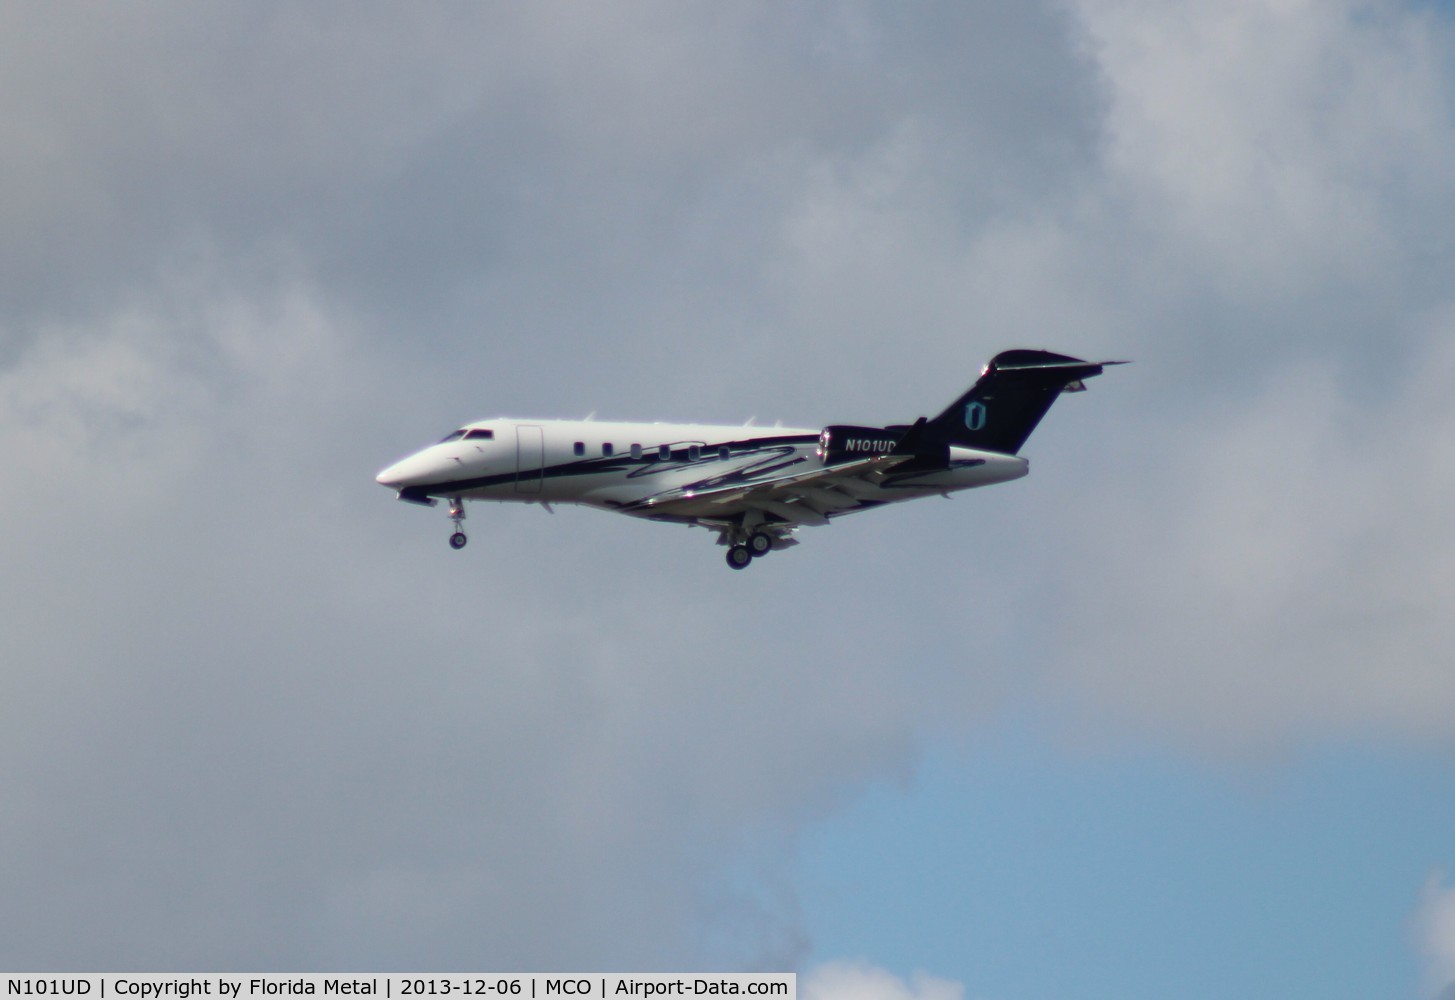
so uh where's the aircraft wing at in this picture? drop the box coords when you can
[623,454,915,527]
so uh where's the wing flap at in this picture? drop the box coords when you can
[627,454,912,524]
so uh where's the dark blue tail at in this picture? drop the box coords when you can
[927,349,1120,455]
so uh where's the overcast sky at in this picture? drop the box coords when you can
[4,1,1455,996]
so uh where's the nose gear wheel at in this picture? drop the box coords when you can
[447,498,467,550]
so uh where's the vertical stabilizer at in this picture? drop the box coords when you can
[928,349,1120,455]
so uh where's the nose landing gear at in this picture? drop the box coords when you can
[447,498,467,549]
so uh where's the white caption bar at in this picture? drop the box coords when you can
[2,977,794,1000]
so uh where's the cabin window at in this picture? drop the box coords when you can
[630,443,642,460]
[718,446,730,461]
[464,429,494,441]
[659,444,671,460]
[688,445,701,462]
[573,441,585,457]
[602,443,614,457]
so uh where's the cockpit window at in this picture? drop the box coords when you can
[464,429,494,440]
[438,430,468,443]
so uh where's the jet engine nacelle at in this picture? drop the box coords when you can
[818,424,904,465]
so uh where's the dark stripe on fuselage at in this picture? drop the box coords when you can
[410,434,818,500]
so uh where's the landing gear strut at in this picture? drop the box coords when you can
[447,498,467,550]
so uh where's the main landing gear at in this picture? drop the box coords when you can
[447,498,467,549]
[725,531,775,570]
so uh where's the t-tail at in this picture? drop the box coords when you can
[926,349,1126,455]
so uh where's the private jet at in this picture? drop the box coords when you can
[375,349,1123,569]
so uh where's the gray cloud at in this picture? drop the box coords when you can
[1024,0,1455,750]
[4,0,1454,976]
[1416,870,1455,998]
[802,961,965,1000]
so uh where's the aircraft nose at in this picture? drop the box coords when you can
[375,454,425,488]
[375,463,404,488]
[375,448,459,490]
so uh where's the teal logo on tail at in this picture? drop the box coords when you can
[964,401,987,431]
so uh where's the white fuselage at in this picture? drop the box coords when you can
[375,417,1027,523]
